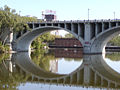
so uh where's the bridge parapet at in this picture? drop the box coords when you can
[28,19,120,23]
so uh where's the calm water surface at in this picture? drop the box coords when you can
[0,49,120,90]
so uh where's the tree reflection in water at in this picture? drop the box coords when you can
[31,49,83,73]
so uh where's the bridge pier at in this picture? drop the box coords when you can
[83,23,102,54]
[83,23,92,54]
[83,23,106,54]
[83,46,105,54]
[83,44,105,54]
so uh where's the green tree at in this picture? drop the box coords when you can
[0,5,37,52]
[65,33,75,38]
[31,32,60,49]
[31,49,55,72]
[0,5,37,44]
[108,36,120,46]
[106,53,120,61]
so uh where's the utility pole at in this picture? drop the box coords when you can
[19,11,21,16]
[113,11,115,20]
[88,8,90,20]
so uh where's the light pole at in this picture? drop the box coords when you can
[88,8,90,20]
[19,11,21,16]
[113,11,115,20]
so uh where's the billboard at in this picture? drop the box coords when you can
[45,14,55,21]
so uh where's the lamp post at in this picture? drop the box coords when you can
[19,11,21,16]
[113,11,115,20]
[88,8,90,20]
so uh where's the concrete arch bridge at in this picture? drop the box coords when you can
[12,20,120,54]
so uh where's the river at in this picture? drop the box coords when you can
[0,48,120,90]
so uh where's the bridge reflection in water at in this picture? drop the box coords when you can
[1,51,120,89]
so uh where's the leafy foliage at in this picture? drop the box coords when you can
[31,32,60,49]
[108,36,120,46]
[65,33,75,38]
[0,5,37,52]
[0,5,37,32]
[31,49,55,72]
[106,53,120,61]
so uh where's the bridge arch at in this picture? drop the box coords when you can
[91,26,120,53]
[14,26,84,52]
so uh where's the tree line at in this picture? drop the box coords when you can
[0,5,38,52]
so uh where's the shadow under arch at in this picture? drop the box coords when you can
[91,26,120,53]
[14,26,84,52]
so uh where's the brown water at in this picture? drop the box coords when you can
[0,49,120,90]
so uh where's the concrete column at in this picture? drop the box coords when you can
[57,79,59,85]
[32,23,35,29]
[84,65,90,84]
[108,82,110,88]
[58,23,60,27]
[51,23,53,26]
[31,75,34,81]
[70,75,73,84]
[45,23,47,26]
[102,22,104,32]
[77,71,80,84]
[50,80,52,84]
[63,77,66,84]
[64,23,67,29]
[116,22,119,26]
[78,24,81,36]
[109,22,111,28]
[71,23,74,32]
[101,77,103,86]
[84,23,91,41]
[83,23,91,53]
[94,73,97,85]
[39,24,41,27]
[95,23,98,37]
[44,79,46,84]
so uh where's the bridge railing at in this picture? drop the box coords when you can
[27,19,120,24]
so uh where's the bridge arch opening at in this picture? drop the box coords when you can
[14,26,83,52]
[91,26,120,54]
[14,26,84,75]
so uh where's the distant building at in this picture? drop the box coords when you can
[54,38,82,47]
[42,10,56,21]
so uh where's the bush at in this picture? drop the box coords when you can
[0,42,10,53]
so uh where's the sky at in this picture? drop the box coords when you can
[1,0,120,20]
